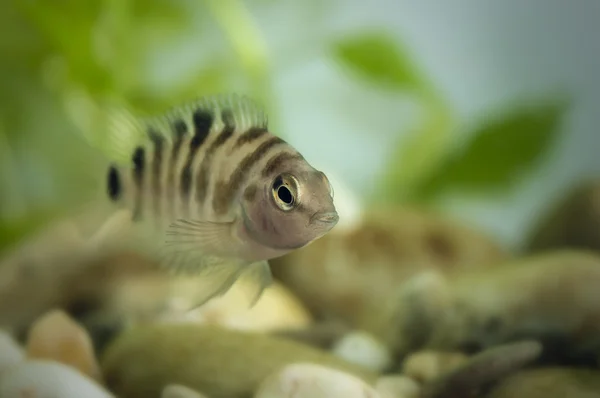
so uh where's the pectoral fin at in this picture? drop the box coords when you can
[161,219,240,269]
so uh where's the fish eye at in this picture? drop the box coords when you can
[271,173,298,211]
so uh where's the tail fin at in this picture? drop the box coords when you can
[57,87,142,240]
[62,87,147,166]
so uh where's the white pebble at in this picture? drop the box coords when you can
[331,330,393,373]
[162,384,209,398]
[0,360,115,398]
[0,331,24,374]
[255,362,381,398]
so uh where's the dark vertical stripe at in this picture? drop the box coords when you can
[107,165,122,202]
[181,110,213,200]
[168,120,187,220]
[149,130,164,218]
[211,110,236,148]
[192,109,214,144]
[232,127,268,150]
[180,110,214,217]
[131,146,146,221]
[170,120,187,163]
[132,147,145,182]
[212,136,287,215]
[221,109,235,128]
[194,110,236,206]
[242,183,258,202]
[173,119,187,138]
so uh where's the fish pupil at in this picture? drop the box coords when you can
[277,186,293,205]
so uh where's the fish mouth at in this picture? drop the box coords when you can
[310,211,339,226]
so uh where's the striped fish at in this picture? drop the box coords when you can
[99,94,339,309]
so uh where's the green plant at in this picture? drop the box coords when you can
[330,30,569,204]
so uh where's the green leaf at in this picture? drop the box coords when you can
[413,96,570,200]
[331,31,423,91]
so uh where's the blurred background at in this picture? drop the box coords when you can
[2,0,598,256]
[2,1,600,397]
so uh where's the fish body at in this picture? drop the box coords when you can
[98,94,338,308]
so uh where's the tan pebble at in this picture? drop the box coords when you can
[0,220,92,334]
[375,376,420,398]
[162,384,210,398]
[192,280,313,332]
[101,324,376,398]
[402,351,468,383]
[0,331,25,374]
[25,309,102,383]
[526,179,600,253]
[331,330,393,373]
[255,362,381,398]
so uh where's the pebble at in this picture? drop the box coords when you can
[402,350,468,383]
[375,375,421,398]
[0,359,114,398]
[162,384,210,398]
[0,330,25,374]
[255,362,381,398]
[26,309,102,383]
[331,330,393,373]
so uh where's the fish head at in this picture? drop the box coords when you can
[241,162,338,251]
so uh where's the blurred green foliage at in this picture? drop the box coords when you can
[0,1,570,254]
[330,30,569,204]
[332,31,456,203]
[332,32,424,92]
[414,99,568,199]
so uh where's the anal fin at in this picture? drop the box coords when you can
[236,260,273,309]
[156,245,249,312]
[156,250,272,313]
[119,216,272,313]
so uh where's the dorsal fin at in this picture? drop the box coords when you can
[102,93,269,166]
[151,93,269,135]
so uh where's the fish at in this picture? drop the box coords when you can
[93,93,339,310]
